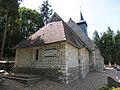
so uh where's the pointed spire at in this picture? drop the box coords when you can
[80,10,84,20]
[77,9,88,36]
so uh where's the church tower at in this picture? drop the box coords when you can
[77,11,88,36]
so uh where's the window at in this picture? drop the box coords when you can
[78,59,80,63]
[44,48,57,57]
[35,49,39,60]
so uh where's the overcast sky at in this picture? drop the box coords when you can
[20,0,120,39]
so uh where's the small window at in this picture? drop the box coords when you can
[44,48,57,57]
[35,49,39,60]
[78,59,80,63]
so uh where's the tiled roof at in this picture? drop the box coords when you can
[15,20,84,48]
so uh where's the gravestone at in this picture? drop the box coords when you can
[108,61,112,68]
[114,62,117,69]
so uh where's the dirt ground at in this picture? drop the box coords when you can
[0,69,118,90]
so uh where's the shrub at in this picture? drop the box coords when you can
[98,86,120,90]
[98,86,110,90]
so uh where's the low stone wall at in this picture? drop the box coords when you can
[107,75,120,87]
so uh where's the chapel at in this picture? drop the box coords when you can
[14,12,104,84]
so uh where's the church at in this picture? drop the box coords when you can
[14,12,104,84]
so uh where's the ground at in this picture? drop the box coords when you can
[0,68,119,90]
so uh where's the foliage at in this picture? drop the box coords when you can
[112,87,120,90]
[93,27,120,64]
[18,7,44,39]
[39,0,53,24]
[114,30,120,64]
[0,0,21,17]
[98,86,110,90]
[93,30,100,46]
[0,0,22,58]
[0,0,22,31]
[5,7,44,57]
[0,4,44,57]
[97,86,120,90]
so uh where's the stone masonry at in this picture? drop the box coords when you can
[15,41,90,84]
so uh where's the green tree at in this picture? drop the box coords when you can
[39,0,53,24]
[93,30,100,47]
[0,0,22,59]
[0,1,44,58]
[114,30,120,64]
[101,27,115,64]
[93,27,115,64]
[0,7,44,58]
[19,7,44,39]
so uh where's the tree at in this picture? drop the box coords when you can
[92,27,115,64]
[114,30,120,64]
[0,0,22,59]
[0,7,44,58]
[39,0,53,24]
[19,7,44,39]
[93,30,100,46]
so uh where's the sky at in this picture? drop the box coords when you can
[20,0,120,39]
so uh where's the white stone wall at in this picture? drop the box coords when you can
[79,48,89,78]
[15,48,34,67]
[58,42,79,84]
[66,43,79,67]
[15,41,91,83]
[15,42,66,69]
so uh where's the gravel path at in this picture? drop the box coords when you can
[0,69,118,90]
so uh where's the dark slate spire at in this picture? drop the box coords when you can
[77,10,88,36]
[80,11,84,20]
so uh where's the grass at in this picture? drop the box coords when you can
[98,86,120,90]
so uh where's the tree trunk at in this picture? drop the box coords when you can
[0,12,8,60]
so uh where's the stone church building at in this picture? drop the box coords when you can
[14,12,104,84]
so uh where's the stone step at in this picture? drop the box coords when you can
[3,75,42,85]
[7,73,40,79]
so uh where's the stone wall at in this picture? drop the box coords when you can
[15,41,66,69]
[15,41,67,82]
[58,43,79,83]
[66,43,79,81]
[14,41,91,83]
[58,43,90,83]
[68,19,104,72]
[93,49,104,72]
[66,43,78,67]
[79,48,89,78]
